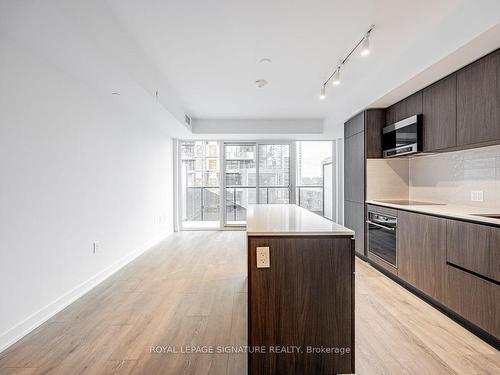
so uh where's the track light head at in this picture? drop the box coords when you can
[332,68,341,86]
[319,85,326,100]
[360,34,370,56]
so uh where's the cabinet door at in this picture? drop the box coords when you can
[422,74,457,151]
[344,131,364,203]
[447,220,490,279]
[385,91,423,125]
[344,201,365,256]
[365,109,385,158]
[398,211,447,302]
[344,111,364,138]
[457,50,500,146]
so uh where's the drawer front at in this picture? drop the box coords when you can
[447,220,490,278]
[445,265,500,339]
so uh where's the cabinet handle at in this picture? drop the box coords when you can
[366,220,395,231]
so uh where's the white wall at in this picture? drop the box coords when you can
[0,37,175,351]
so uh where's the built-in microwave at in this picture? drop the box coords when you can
[382,114,422,158]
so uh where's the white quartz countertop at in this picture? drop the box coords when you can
[246,204,355,236]
[366,200,500,227]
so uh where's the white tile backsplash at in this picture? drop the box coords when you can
[409,144,500,208]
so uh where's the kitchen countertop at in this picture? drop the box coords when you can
[246,204,355,236]
[366,200,500,227]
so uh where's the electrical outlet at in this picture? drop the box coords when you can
[256,247,270,268]
[93,241,99,254]
[471,190,484,202]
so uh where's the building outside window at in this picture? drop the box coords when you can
[296,141,333,217]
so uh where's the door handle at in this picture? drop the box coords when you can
[365,220,395,231]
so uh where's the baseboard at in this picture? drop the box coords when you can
[0,228,173,353]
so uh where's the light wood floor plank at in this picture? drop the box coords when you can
[0,231,498,374]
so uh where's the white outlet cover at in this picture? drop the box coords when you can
[256,247,270,268]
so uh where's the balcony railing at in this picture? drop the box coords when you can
[296,185,324,216]
[185,187,220,221]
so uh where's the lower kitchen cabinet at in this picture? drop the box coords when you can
[447,220,491,279]
[397,211,447,303]
[445,265,500,339]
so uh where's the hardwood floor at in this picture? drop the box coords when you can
[0,231,498,374]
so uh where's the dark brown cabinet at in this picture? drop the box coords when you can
[392,210,499,339]
[422,73,457,151]
[445,219,500,339]
[248,235,354,374]
[447,220,491,279]
[383,48,500,153]
[491,228,500,282]
[344,110,385,257]
[447,221,500,283]
[344,111,364,138]
[385,91,423,126]
[397,211,447,302]
[457,49,500,146]
[365,109,385,158]
[344,201,365,256]
[445,265,500,339]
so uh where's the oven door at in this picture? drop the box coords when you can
[366,212,397,267]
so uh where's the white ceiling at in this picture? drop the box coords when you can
[1,0,499,139]
[106,0,500,123]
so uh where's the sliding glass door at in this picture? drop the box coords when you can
[180,141,220,229]
[223,142,291,225]
[258,143,290,204]
[177,140,335,230]
[224,143,257,225]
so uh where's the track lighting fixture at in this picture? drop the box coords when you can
[332,68,341,86]
[319,85,326,100]
[319,25,374,100]
[360,34,370,56]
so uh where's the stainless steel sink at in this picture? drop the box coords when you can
[470,214,500,219]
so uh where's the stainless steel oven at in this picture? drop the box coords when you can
[366,211,397,268]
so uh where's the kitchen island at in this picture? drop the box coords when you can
[246,204,355,375]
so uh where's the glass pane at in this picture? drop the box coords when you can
[258,144,290,186]
[225,144,256,186]
[259,188,289,204]
[203,188,220,221]
[181,141,195,159]
[205,141,219,158]
[180,141,220,228]
[297,187,323,216]
[185,188,202,221]
[226,188,256,224]
[296,141,332,186]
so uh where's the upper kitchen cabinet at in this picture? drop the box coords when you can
[457,49,500,146]
[385,91,423,126]
[345,111,365,138]
[365,109,386,158]
[422,73,457,151]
